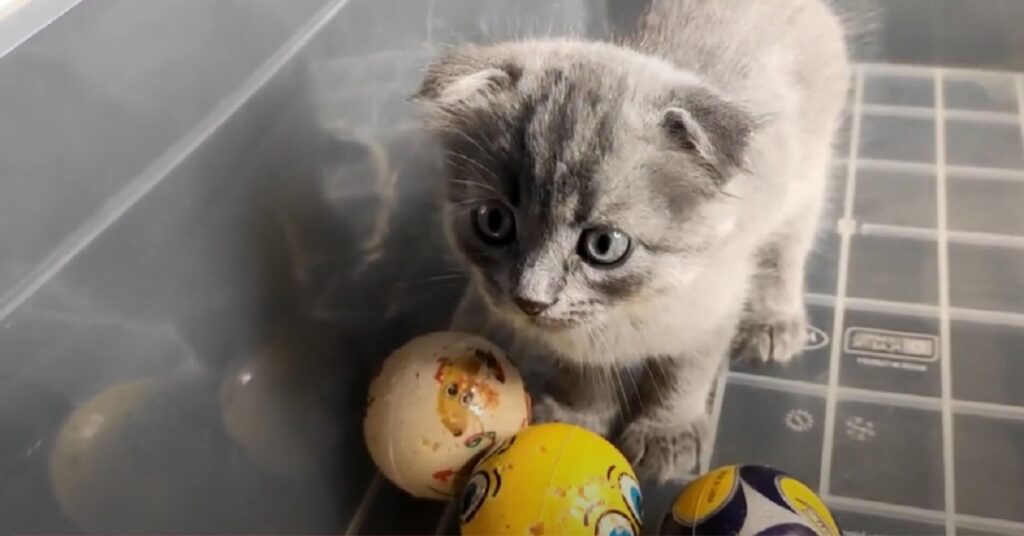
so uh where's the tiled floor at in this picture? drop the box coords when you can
[15,0,1024,534]
[712,65,1024,536]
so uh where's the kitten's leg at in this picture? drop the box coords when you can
[532,361,620,437]
[616,354,721,483]
[733,165,828,364]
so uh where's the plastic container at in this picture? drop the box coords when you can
[1,0,1023,534]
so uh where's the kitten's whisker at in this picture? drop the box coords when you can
[446,182,501,203]
[612,367,632,418]
[444,164,502,195]
[642,359,668,410]
[624,366,642,412]
[446,176,502,197]
[590,327,631,417]
[450,195,500,209]
[438,126,498,166]
[444,153,503,189]
[593,332,614,407]
[415,274,469,284]
[599,367,617,416]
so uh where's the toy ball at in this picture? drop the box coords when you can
[659,464,841,536]
[219,323,338,478]
[364,332,529,500]
[49,378,224,533]
[459,422,643,536]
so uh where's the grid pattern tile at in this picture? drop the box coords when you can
[719,64,1024,536]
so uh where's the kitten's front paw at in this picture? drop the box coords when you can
[532,395,616,437]
[616,417,707,483]
[732,307,808,364]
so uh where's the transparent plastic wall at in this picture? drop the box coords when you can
[4,0,1024,535]
[0,0,601,533]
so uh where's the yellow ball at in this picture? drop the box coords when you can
[459,422,643,536]
[49,378,223,533]
[364,332,529,500]
[219,346,337,478]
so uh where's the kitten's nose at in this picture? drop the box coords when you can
[514,296,553,316]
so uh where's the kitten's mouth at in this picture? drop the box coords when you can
[525,315,582,330]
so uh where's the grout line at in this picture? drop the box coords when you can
[859,61,1023,78]
[833,493,1024,535]
[728,371,828,397]
[826,494,948,525]
[819,65,864,496]
[953,399,1024,423]
[729,371,1024,422]
[947,164,1024,182]
[859,222,1024,251]
[949,305,1024,329]
[861,103,936,119]
[0,0,355,324]
[857,223,938,242]
[808,290,1024,330]
[804,292,837,307]
[862,103,1020,125]
[842,295,941,318]
[947,228,1024,249]
[857,157,938,175]
[1016,72,1024,170]
[956,513,1024,535]
[944,108,1022,124]
[854,157,1024,182]
[838,386,941,412]
[839,295,942,321]
[831,492,1024,536]
[701,359,730,473]
[935,68,957,536]
[840,294,1024,330]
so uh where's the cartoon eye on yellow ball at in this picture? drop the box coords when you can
[459,423,644,536]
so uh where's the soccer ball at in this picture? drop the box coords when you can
[660,465,841,536]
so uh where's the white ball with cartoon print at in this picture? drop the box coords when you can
[363,332,530,499]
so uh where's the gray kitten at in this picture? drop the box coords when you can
[415,0,849,483]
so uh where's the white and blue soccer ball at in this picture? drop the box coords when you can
[660,464,842,536]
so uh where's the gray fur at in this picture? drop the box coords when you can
[419,0,850,482]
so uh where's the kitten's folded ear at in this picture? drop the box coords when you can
[413,46,523,108]
[661,88,760,182]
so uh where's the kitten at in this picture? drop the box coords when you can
[415,0,849,483]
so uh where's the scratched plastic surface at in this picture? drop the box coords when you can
[2,1,1024,535]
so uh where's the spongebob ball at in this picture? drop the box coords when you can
[659,465,841,536]
[459,422,644,536]
[363,332,529,500]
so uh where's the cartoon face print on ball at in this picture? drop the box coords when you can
[434,349,506,439]
[459,423,644,536]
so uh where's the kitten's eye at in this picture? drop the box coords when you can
[579,229,632,266]
[471,201,516,245]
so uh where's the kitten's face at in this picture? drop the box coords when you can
[416,41,755,334]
